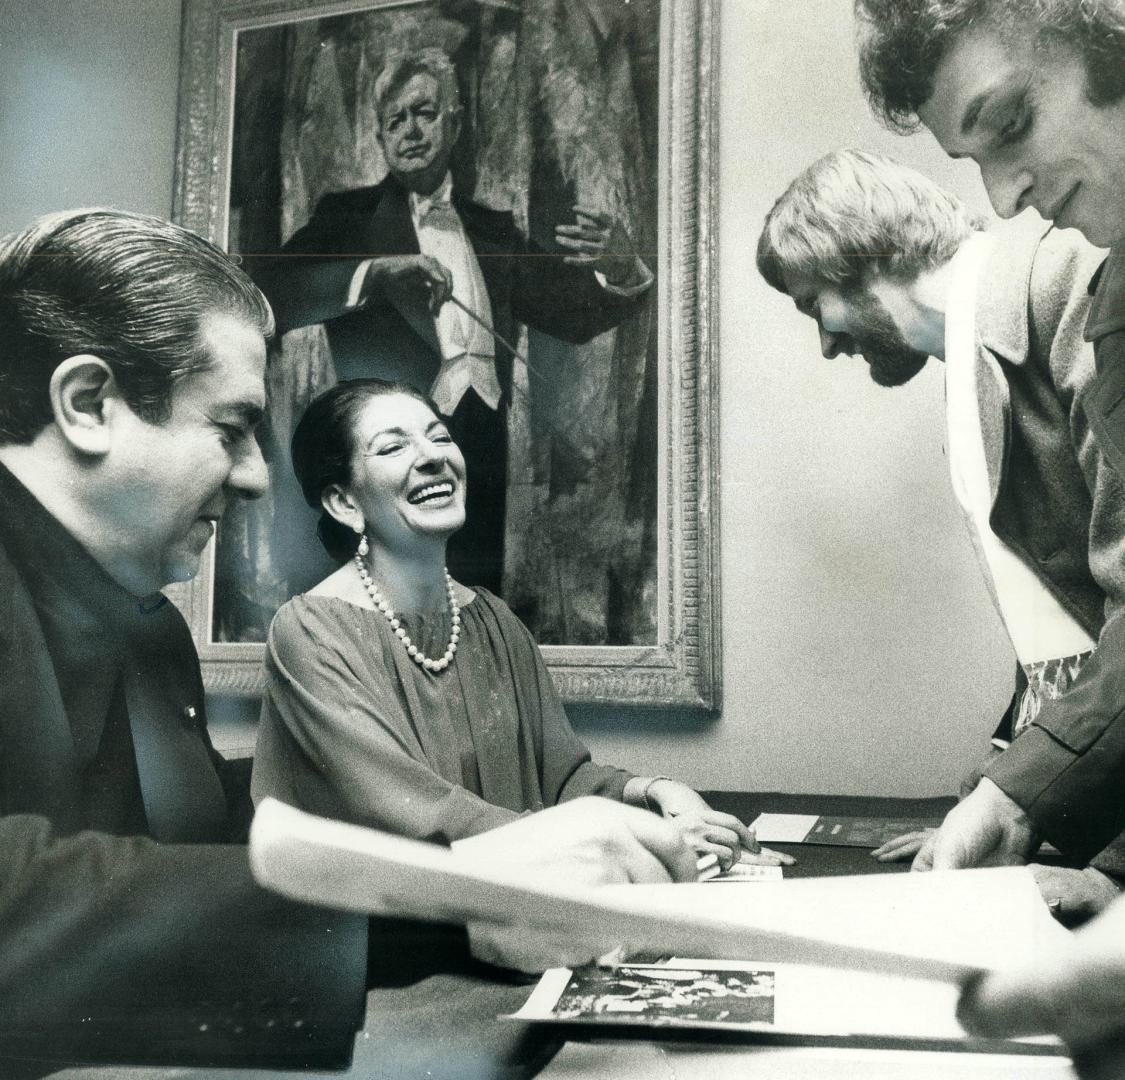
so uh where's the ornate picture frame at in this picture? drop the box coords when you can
[171,0,719,709]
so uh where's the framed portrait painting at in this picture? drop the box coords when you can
[172,0,719,708]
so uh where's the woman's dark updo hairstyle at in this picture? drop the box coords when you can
[290,378,440,562]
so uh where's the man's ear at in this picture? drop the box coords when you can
[322,483,364,534]
[48,355,120,457]
[447,106,462,147]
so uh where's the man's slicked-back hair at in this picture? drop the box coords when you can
[856,0,1125,133]
[757,149,981,295]
[373,47,461,125]
[0,208,274,445]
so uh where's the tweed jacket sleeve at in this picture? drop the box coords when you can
[988,247,1125,861]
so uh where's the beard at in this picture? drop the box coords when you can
[848,293,930,387]
[865,340,930,387]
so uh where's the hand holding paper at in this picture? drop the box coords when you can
[456,799,702,971]
[958,893,1125,1074]
[452,796,699,886]
[251,797,697,973]
[249,798,1061,985]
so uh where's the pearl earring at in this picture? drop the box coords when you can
[356,533,369,558]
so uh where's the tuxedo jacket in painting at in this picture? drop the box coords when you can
[257,174,647,593]
[259,174,642,393]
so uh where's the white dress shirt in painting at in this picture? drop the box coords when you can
[345,172,499,415]
[346,172,653,416]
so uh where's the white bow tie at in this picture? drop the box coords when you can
[416,194,457,223]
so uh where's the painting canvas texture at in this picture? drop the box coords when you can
[216,0,660,648]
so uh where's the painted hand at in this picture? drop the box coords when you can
[364,254,454,313]
[554,205,645,286]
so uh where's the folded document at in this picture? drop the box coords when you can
[750,812,944,847]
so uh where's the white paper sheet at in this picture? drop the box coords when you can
[250,798,1065,986]
[708,863,784,883]
[750,813,819,843]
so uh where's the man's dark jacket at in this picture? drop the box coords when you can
[0,465,368,1071]
[258,175,641,392]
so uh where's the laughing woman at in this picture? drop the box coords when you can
[251,379,788,872]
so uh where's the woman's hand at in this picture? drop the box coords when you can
[645,780,796,872]
[643,778,710,818]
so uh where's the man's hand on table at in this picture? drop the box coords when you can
[871,748,1004,863]
[451,797,697,973]
[911,778,1039,871]
[1029,865,1123,927]
[957,893,1125,1077]
[871,828,936,863]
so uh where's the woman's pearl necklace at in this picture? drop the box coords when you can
[353,554,460,672]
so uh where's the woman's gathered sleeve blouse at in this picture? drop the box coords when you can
[253,596,519,844]
[251,589,631,847]
[506,612,633,806]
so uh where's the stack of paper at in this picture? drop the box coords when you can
[249,798,1067,1047]
[509,870,1066,1044]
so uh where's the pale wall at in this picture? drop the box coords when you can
[0,0,1017,797]
[0,0,181,229]
[579,0,1016,796]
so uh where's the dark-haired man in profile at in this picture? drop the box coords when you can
[0,208,694,1075]
[0,207,370,1073]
